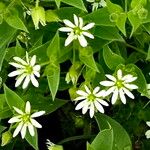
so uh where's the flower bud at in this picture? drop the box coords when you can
[46,140,63,150]
[1,131,12,146]
[31,6,46,30]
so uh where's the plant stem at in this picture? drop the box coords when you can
[58,134,96,145]
[143,100,150,109]
[125,0,128,13]
[36,0,39,7]
[125,43,147,55]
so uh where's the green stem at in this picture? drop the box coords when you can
[125,0,128,13]
[125,43,147,55]
[35,0,39,7]
[143,100,150,109]
[57,134,96,145]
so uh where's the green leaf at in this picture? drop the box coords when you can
[95,113,132,150]
[94,26,124,42]
[4,9,28,33]
[91,128,113,150]
[4,84,25,111]
[103,45,125,70]
[25,129,39,150]
[131,0,147,9]
[46,63,60,101]
[47,31,60,62]
[61,0,87,12]
[146,44,150,60]
[79,47,99,72]
[84,8,115,26]
[86,142,95,150]
[46,10,60,22]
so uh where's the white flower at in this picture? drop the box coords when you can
[74,85,109,118]
[100,69,138,105]
[59,14,95,47]
[87,0,107,11]
[8,52,40,89]
[145,121,150,139]
[8,101,45,139]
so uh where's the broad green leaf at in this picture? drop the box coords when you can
[95,113,132,150]
[79,47,99,72]
[47,31,60,62]
[4,10,28,33]
[84,8,115,26]
[46,10,60,22]
[25,129,38,150]
[4,84,25,110]
[46,63,60,101]
[86,142,95,150]
[131,0,147,9]
[61,0,87,12]
[91,128,113,150]
[94,26,124,42]
[103,45,125,70]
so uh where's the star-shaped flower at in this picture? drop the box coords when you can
[8,101,45,139]
[59,14,95,47]
[100,69,138,104]
[8,52,40,89]
[74,85,109,118]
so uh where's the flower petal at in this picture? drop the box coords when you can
[82,101,89,114]
[30,119,42,128]
[105,74,116,82]
[100,81,115,87]
[21,123,27,139]
[93,86,100,95]
[59,27,73,32]
[95,90,106,97]
[13,107,24,115]
[89,102,95,118]
[31,74,39,87]
[33,65,41,71]
[8,116,21,123]
[25,101,31,114]
[74,96,86,101]
[13,121,23,137]
[15,73,27,87]
[30,55,36,66]
[63,19,75,28]
[13,57,27,65]
[96,98,109,106]
[9,62,25,68]
[65,32,75,46]
[33,71,40,77]
[8,70,25,77]
[111,88,118,104]
[117,69,122,80]
[94,101,104,113]
[84,85,91,94]
[146,121,150,127]
[31,111,45,118]
[26,51,30,64]
[75,100,86,110]
[28,122,35,136]
[105,86,116,96]
[79,17,83,28]
[119,88,126,104]
[73,14,79,26]
[22,75,30,89]
[78,35,87,47]
[82,32,94,39]
[145,130,150,139]
[124,83,138,90]
[122,87,135,99]
[82,23,95,30]
[76,90,88,97]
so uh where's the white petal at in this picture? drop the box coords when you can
[89,102,95,118]
[9,62,25,68]
[30,55,36,66]
[82,32,94,39]
[13,57,27,65]
[25,101,31,114]
[8,116,21,123]
[79,17,83,28]
[94,101,104,113]
[74,96,86,101]
[111,88,118,104]
[105,74,116,82]
[8,70,24,77]
[84,85,91,94]
[96,98,109,106]
[124,76,137,83]
[146,121,150,127]
[93,86,100,95]
[30,119,42,128]
[122,87,135,99]
[13,121,23,137]
[100,81,115,86]
[22,75,30,89]
[145,130,150,139]
[33,71,40,77]
[28,122,35,136]
[73,14,79,26]
[63,19,75,28]
[86,0,95,2]
[95,90,106,97]
[82,23,95,30]
[21,123,27,139]
[75,100,86,110]
[78,35,87,47]
[105,86,116,96]
[124,84,138,90]
[59,27,73,32]
[82,102,89,114]
[117,69,122,80]
[15,73,27,87]
[76,90,88,96]
[65,32,75,46]
[33,65,41,71]
[31,111,45,118]
[13,107,24,115]
[119,89,126,104]
[31,74,39,87]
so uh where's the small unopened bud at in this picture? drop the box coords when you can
[31,6,46,30]
[1,131,12,146]
[137,7,148,19]
[46,140,63,150]
[109,13,118,22]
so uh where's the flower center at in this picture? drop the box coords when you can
[74,27,82,35]
[88,94,96,102]
[116,80,124,88]
[26,65,33,74]
[22,114,30,123]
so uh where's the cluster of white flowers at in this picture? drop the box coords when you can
[74,69,138,118]
[8,101,45,139]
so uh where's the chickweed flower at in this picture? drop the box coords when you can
[8,52,40,89]
[59,14,95,47]
[100,69,138,105]
[87,0,107,11]
[74,85,109,118]
[8,101,45,139]
[145,121,150,139]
